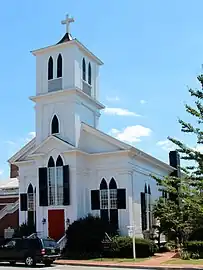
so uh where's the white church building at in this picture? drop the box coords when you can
[8,15,179,242]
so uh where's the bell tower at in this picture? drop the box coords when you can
[30,14,105,146]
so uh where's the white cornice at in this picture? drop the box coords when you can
[29,88,105,110]
[31,39,103,65]
[82,123,173,172]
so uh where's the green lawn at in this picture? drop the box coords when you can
[164,259,203,265]
[90,257,149,263]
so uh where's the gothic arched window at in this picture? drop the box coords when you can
[148,184,151,195]
[109,178,117,209]
[48,56,53,80]
[27,184,34,211]
[57,54,63,78]
[48,156,55,205]
[88,62,91,85]
[51,115,59,134]
[56,155,63,167]
[144,183,147,193]
[56,155,64,205]
[82,58,86,81]
[100,178,108,209]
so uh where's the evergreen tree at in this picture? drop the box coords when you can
[153,74,203,244]
[169,75,203,186]
[153,174,203,244]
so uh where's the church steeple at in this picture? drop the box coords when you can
[30,14,105,146]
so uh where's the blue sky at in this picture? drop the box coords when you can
[0,0,203,179]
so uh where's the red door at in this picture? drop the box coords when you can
[48,209,65,241]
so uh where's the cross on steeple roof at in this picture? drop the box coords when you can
[61,14,74,34]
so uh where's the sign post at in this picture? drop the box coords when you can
[127,225,136,259]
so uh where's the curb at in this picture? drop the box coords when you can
[54,262,203,270]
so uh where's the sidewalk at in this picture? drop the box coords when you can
[55,252,203,269]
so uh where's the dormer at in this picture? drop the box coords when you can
[32,15,103,101]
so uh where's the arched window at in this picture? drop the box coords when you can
[57,54,63,78]
[48,156,55,205]
[148,184,151,195]
[51,115,59,134]
[100,179,108,209]
[48,56,53,80]
[100,178,108,190]
[56,155,64,205]
[109,178,117,209]
[88,62,91,85]
[27,184,34,211]
[56,155,63,167]
[82,58,86,81]
[144,183,147,193]
[148,184,152,229]
[48,156,55,167]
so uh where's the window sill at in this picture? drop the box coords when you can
[82,79,92,88]
[51,132,60,136]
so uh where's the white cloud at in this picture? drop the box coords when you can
[109,125,152,143]
[4,140,16,145]
[140,100,146,104]
[104,107,140,117]
[106,96,120,102]
[28,132,36,138]
[0,170,4,176]
[157,140,176,151]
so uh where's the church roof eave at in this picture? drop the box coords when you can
[28,135,75,157]
[31,39,103,65]
[128,146,174,172]
[82,123,174,173]
[8,137,36,164]
[29,88,105,110]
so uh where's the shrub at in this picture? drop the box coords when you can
[189,228,203,241]
[13,223,36,238]
[111,236,157,258]
[191,252,200,259]
[180,249,190,260]
[65,214,117,258]
[185,241,203,254]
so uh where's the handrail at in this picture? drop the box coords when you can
[0,201,19,220]
[57,234,67,251]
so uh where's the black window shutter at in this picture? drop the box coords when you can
[91,190,100,210]
[20,193,27,211]
[100,209,109,223]
[141,192,147,231]
[63,165,70,205]
[39,167,48,206]
[117,189,126,209]
[110,209,118,230]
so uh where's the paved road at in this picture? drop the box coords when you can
[0,264,121,270]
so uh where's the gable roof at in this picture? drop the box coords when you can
[28,135,75,157]
[8,138,36,164]
[81,123,174,172]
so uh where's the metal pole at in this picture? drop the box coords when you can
[132,226,136,259]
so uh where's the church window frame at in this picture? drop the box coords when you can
[48,157,56,206]
[51,115,60,135]
[99,178,118,212]
[48,56,54,80]
[100,179,108,210]
[57,54,63,78]
[56,155,64,205]
[88,62,91,85]
[27,184,34,211]
[82,58,86,81]
[109,178,117,209]
[47,156,64,206]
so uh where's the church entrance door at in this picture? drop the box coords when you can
[48,209,65,241]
